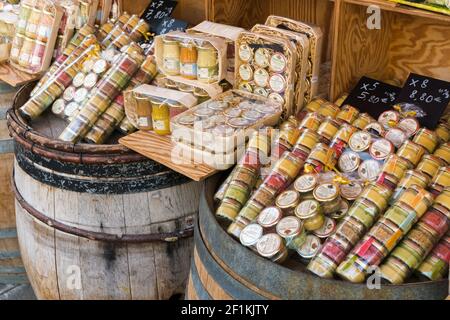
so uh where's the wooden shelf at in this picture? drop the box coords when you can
[119,130,218,182]
[345,0,450,23]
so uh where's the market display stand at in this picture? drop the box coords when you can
[119,131,218,182]
[0,84,28,286]
[331,0,450,100]
[0,64,40,88]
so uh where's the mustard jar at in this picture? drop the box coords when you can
[299,112,322,131]
[240,223,264,252]
[256,207,283,233]
[317,116,341,144]
[390,170,431,204]
[397,140,426,168]
[434,142,450,165]
[429,166,450,196]
[313,183,341,215]
[294,173,318,200]
[395,185,434,219]
[336,104,359,124]
[295,199,325,231]
[353,113,375,130]
[413,128,439,154]
[276,216,307,250]
[256,233,289,264]
[297,234,322,262]
[416,154,443,179]
[275,190,301,216]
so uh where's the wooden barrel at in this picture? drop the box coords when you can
[0,83,28,285]
[186,176,449,300]
[8,83,202,300]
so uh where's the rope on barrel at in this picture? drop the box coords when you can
[11,171,194,244]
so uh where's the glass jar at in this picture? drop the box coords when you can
[329,124,357,157]
[317,116,341,144]
[434,142,450,165]
[338,150,361,173]
[240,223,264,252]
[294,173,318,200]
[416,235,450,281]
[297,234,322,262]
[358,182,392,212]
[395,185,433,220]
[293,129,320,153]
[256,207,283,233]
[353,113,375,130]
[10,34,25,64]
[429,167,450,196]
[336,105,359,124]
[179,41,198,79]
[197,43,218,83]
[413,128,439,153]
[371,138,395,163]
[390,170,431,204]
[299,112,322,131]
[416,154,444,179]
[334,93,348,107]
[434,188,450,213]
[17,1,33,35]
[162,37,180,75]
[18,36,35,68]
[435,122,450,143]
[348,130,371,153]
[276,216,307,250]
[256,233,289,264]
[317,102,339,118]
[275,190,300,215]
[398,117,420,138]
[313,217,336,239]
[224,180,251,205]
[305,143,336,172]
[347,198,379,229]
[295,199,325,231]
[397,140,426,167]
[273,153,304,181]
[151,99,171,135]
[377,154,411,189]
[37,6,54,43]
[305,97,326,113]
[313,183,341,215]
[378,110,400,129]
[25,6,41,40]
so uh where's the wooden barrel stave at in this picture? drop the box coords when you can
[186,176,449,300]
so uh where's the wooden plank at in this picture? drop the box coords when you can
[0,120,13,154]
[119,130,217,181]
[0,284,35,300]
[0,63,40,87]
[0,154,14,229]
[185,273,199,300]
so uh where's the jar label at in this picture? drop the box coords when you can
[138,117,149,127]
[315,184,338,200]
[63,86,76,101]
[180,63,197,77]
[277,217,301,237]
[153,119,168,131]
[254,48,270,68]
[270,53,287,73]
[359,160,381,181]
[268,92,284,104]
[238,82,253,93]
[238,64,253,81]
[378,110,399,128]
[18,19,27,29]
[254,68,269,87]
[295,174,317,192]
[254,87,269,97]
[349,131,371,152]
[30,55,42,67]
[238,44,252,62]
[313,217,336,238]
[338,151,360,172]
[240,224,263,246]
[27,23,37,34]
[340,182,363,200]
[297,200,318,218]
[37,25,51,39]
[370,138,393,160]
[269,74,286,93]
[385,128,407,148]
[298,234,321,257]
[276,190,298,207]
[73,73,85,88]
[258,207,281,226]
[256,234,282,256]
[398,117,419,137]
[163,58,179,72]
[198,66,218,81]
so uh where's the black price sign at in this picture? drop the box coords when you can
[342,76,401,119]
[154,17,188,35]
[396,73,450,129]
[142,0,178,29]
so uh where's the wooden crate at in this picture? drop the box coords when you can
[331,0,450,100]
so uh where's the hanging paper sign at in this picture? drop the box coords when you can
[342,76,401,118]
[395,73,450,129]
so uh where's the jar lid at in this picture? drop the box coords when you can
[269,74,286,93]
[254,87,269,97]
[338,150,361,173]
[64,102,79,117]
[340,182,363,201]
[83,72,98,89]
[227,117,252,128]
[177,114,197,126]
[398,117,420,137]
[295,199,321,219]
[275,190,300,209]
[238,64,253,81]
[207,101,229,111]
[240,223,263,247]
[254,68,270,87]
[297,234,321,259]
[385,128,407,148]
[257,207,283,228]
[313,217,336,238]
[369,138,394,161]
[255,103,278,115]
[256,233,283,258]
[276,216,302,239]
[313,183,339,202]
[238,44,253,62]
[348,131,371,152]
[51,99,65,115]
[223,107,242,118]
[242,110,263,121]
[330,199,349,220]
[238,81,253,93]
[358,159,381,181]
[254,48,270,68]
[212,124,235,136]
[93,59,108,74]
[378,110,400,128]
[294,174,318,193]
[194,106,215,117]
[74,87,88,103]
[268,92,285,105]
[364,122,385,137]
[72,73,85,88]
[63,86,76,102]
[270,52,287,73]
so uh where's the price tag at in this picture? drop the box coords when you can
[142,0,178,29]
[154,17,188,35]
[395,73,450,129]
[341,76,401,118]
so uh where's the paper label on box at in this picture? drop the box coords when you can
[138,117,149,127]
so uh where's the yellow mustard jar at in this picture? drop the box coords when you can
[294,129,320,152]
[317,116,341,144]
[162,37,180,76]
[151,99,171,135]
[416,154,444,179]
[413,128,439,153]
[397,140,426,168]
[305,97,327,113]
[429,166,450,196]
[317,102,340,119]
[299,112,322,131]
[434,122,450,143]
[359,182,393,212]
[395,185,434,219]
[336,104,359,124]
[295,199,325,231]
[434,142,450,165]
[353,113,375,130]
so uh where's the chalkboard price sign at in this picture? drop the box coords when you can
[341,76,401,118]
[154,17,188,35]
[396,73,450,129]
[142,0,178,29]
